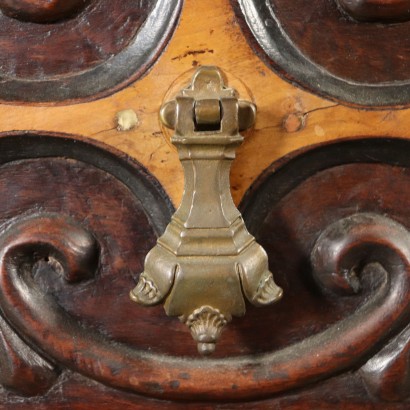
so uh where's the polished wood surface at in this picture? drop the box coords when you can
[1,0,410,207]
[0,0,181,102]
[338,0,410,21]
[0,0,89,22]
[234,0,410,105]
[0,0,409,408]
[0,137,409,408]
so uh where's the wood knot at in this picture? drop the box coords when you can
[283,112,305,133]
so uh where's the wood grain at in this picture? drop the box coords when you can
[0,137,409,407]
[0,0,89,22]
[361,324,410,401]
[270,0,410,82]
[233,0,410,106]
[2,207,407,400]
[338,0,410,22]
[0,315,59,396]
[0,0,409,407]
[0,0,410,208]
[0,0,182,102]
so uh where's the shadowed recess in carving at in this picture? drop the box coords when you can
[0,0,89,23]
[337,0,410,22]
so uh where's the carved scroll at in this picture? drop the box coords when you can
[0,0,183,103]
[311,212,410,401]
[0,211,409,401]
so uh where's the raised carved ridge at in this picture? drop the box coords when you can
[337,0,410,22]
[0,0,89,23]
[0,212,99,396]
[311,212,410,401]
[234,0,410,106]
[0,210,409,400]
[360,324,410,401]
[0,0,183,103]
[0,315,59,396]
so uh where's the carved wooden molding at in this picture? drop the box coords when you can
[0,315,59,396]
[312,213,410,401]
[1,210,409,401]
[233,0,410,107]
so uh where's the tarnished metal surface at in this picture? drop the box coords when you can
[130,66,282,355]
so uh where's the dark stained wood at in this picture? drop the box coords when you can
[0,0,89,23]
[361,324,410,401]
[0,0,182,103]
[338,0,410,22]
[0,315,59,396]
[0,372,405,409]
[0,135,409,407]
[240,137,410,405]
[233,0,410,107]
[271,0,410,82]
[0,0,409,407]
[0,148,406,402]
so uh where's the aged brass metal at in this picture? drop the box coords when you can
[130,66,282,355]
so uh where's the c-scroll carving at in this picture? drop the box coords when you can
[311,212,410,401]
[0,213,99,396]
[0,210,409,401]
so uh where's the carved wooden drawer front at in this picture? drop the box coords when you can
[0,135,409,408]
[0,0,409,409]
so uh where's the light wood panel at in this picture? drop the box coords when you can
[0,0,409,206]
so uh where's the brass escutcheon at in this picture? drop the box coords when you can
[130,66,282,355]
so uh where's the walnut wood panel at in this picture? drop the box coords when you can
[233,0,410,106]
[0,315,59,396]
[0,0,409,408]
[361,324,410,401]
[0,136,409,407]
[0,0,182,103]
